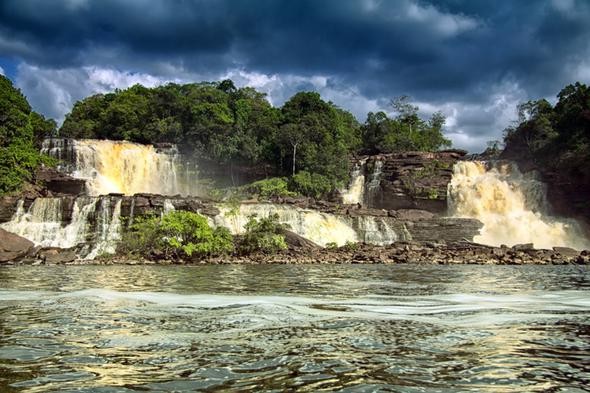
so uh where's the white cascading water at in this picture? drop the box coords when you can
[0,197,124,258]
[86,198,122,259]
[1,198,97,248]
[341,161,366,205]
[214,203,398,247]
[42,139,181,196]
[354,215,399,245]
[448,161,590,250]
[364,159,383,205]
[340,158,383,207]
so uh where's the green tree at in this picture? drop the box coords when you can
[278,92,360,187]
[503,82,589,167]
[0,75,56,194]
[361,97,451,153]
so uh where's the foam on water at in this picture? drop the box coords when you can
[2,288,588,328]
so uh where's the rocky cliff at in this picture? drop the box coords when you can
[341,150,466,212]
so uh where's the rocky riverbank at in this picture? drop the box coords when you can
[2,226,588,266]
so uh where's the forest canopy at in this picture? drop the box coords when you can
[502,82,590,176]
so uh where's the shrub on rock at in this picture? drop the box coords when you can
[121,210,233,259]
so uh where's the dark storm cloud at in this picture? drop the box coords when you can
[1,0,589,151]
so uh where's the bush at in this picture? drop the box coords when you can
[238,213,289,254]
[242,177,297,199]
[325,242,338,249]
[343,241,360,251]
[289,171,332,199]
[121,210,233,259]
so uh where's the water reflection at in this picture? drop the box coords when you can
[0,265,589,392]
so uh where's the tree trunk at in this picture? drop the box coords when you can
[292,143,297,176]
[230,161,235,186]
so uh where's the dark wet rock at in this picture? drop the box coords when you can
[34,167,86,195]
[403,218,483,243]
[389,209,435,220]
[0,228,34,263]
[512,243,535,251]
[201,240,588,266]
[552,246,579,257]
[37,247,77,264]
[345,150,466,213]
[0,196,20,223]
[281,230,321,250]
[347,208,388,217]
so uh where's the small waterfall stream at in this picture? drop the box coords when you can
[364,159,383,206]
[1,198,96,249]
[341,160,366,205]
[340,158,383,207]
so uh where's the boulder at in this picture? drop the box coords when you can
[0,228,34,262]
[37,247,77,264]
[281,229,321,250]
[0,196,20,223]
[512,243,535,251]
[552,246,579,257]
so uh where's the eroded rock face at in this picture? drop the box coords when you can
[35,167,86,195]
[0,196,20,223]
[344,150,467,213]
[0,228,34,262]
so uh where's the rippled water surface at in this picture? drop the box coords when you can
[0,265,589,392]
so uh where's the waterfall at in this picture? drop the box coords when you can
[341,160,366,205]
[340,158,384,207]
[448,161,590,250]
[364,159,383,206]
[86,198,122,259]
[213,203,398,247]
[354,215,398,245]
[42,138,181,196]
[163,199,176,214]
[0,197,97,249]
[1,196,126,259]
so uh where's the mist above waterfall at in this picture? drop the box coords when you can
[448,161,590,250]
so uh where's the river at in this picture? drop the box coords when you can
[1,265,589,392]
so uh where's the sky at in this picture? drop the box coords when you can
[1,0,589,152]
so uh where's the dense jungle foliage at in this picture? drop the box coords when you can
[0,75,56,195]
[503,82,590,179]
